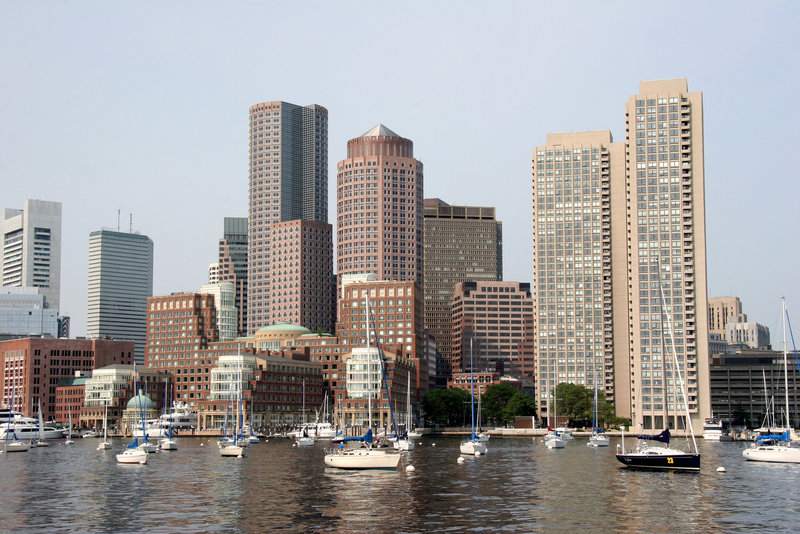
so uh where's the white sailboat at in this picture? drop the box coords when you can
[160,383,178,451]
[31,398,50,447]
[544,385,565,449]
[393,371,415,451]
[2,378,29,453]
[117,364,149,464]
[324,297,401,470]
[64,404,75,445]
[588,364,609,448]
[743,298,800,463]
[97,402,111,450]
[246,399,260,444]
[460,339,487,456]
[296,380,315,447]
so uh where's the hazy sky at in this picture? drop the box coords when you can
[2,1,798,346]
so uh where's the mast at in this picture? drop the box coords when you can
[470,338,476,439]
[783,298,790,432]
[365,296,373,435]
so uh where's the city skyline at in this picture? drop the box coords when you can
[2,2,798,342]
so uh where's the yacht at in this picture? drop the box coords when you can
[155,402,198,432]
[0,420,65,440]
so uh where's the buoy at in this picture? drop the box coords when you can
[717,466,726,472]
[139,460,146,465]
[457,456,465,464]
[200,443,204,447]
[475,451,482,457]
[432,443,436,447]
[418,442,423,446]
[406,465,415,472]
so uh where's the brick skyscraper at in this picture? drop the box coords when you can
[247,101,328,334]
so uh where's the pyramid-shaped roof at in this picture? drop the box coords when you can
[360,124,399,138]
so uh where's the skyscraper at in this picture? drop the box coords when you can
[248,102,328,334]
[625,78,710,432]
[1,199,62,310]
[87,229,154,365]
[423,198,503,385]
[216,217,248,336]
[336,124,423,289]
[532,131,627,420]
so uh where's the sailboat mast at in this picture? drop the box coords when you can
[470,338,475,437]
[783,298,790,431]
[366,296,372,434]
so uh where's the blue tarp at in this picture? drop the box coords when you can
[756,431,790,443]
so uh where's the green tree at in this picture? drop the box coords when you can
[481,383,519,425]
[555,382,593,426]
[501,392,537,424]
[422,388,472,426]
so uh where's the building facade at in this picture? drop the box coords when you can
[625,78,711,432]
[0,337,133,421]
[708,296,746,341]
[336,124,424,290]
[87,229,154,365]
[268,219,334,333]
[0,287,59,338]
[248,102,328,334]
[423,198,503,386]
[725,321,770,350]
[451,281,536,380]
[532,131,627,420]
[217,217,248,336]
[1,199,62,310]
[200,282,238,342]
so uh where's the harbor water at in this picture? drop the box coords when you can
[1,436,798,532]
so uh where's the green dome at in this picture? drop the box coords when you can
[126,393,156,411]
[256,323,312,334]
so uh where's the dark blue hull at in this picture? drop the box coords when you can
[616,452,700,472]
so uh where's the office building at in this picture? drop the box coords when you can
[248,102,328,334]
[336,124,424,289]
[725,321,770,350]
[708,296,746,340]
[0,287,59,338]
[268,219,334,333]
[1,199,62,310]
[87,229,154,365]
[451,281,535,379]
[216,217,248,336]
[532,131,627,420]
[200,282,238,342]
[625,78,711,432]
[423,198,503,384]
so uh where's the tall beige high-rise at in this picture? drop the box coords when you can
[625,79,710,433]
[532,131,627,420]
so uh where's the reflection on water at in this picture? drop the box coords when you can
[1,436,799,532]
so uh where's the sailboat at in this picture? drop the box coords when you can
[460,339,487,456]
[743,298,800,463]
[117,365,149,464]
[393,370,415,451]
[97,402,111,450]
[220,348,245,457]
[247,399,260,444]
[160,383,178,450]
[2,377,30,453]
[324,297,402,470]
[616,286,700,471]
[31,398,50,447]
[64,404,75,445]
[296,380,315,447]
[544,384,565,449]
[588,364,609,447]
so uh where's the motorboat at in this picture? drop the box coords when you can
[154,402,197,433]
[702,417,724,441]
[0,421,65,440]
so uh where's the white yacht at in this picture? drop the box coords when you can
[154,402,197,432]
[0,420,65,440]
[702,417,725,441]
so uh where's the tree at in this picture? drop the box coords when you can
[481,383,519,425]
[422,388,472,427]
[501,392,537,424]
[555,382,593,426]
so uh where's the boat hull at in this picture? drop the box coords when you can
[742,445,800,463]
[460,440,487,455]
[4,441,30,452]
[296,437,315,447]
[116,449,148,464]
[1,426,66,440]
[160,439,178,450]
[394,439,414,451]
[97,441,112,450]
[324,449,401,470]
[220,445,244,457]
[545,437,565,449]
[615,452,700,471]
[588,435,610,447]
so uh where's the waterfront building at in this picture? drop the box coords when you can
[423,198,503,386]
[532,130,627,421]
[624,78,711,432]
[1,199,62,310]
[80,364,138,430]
[200,282,238,342]
[0,337,133,421]
[709,349,800,429]
[708,296,747,341]
[54,371,90,426]
[216,217,248,336]
[268,219,334,333]
[87,229,154,365]
[248,102,328,334]
[336,125,424,291]
[451,281,535,380]
[0,287,59,338]
[336,279,429,399]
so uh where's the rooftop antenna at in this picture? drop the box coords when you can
[117,209,120,232]
[129,213,133,233]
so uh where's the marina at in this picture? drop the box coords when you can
[2,435,799,532]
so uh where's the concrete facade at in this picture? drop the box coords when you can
[708,296,746,340]
[216,217,248,336]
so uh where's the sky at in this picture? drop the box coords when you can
[2,1,799,347]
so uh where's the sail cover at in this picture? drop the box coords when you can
[756,430,790,443]
[637,428,670,444]
[342,428,373,444]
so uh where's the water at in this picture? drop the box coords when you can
[1,436,798,533]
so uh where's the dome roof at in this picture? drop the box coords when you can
[126,393,156,411]
[256,323,312,334]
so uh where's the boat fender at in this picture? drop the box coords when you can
[475,451,481,457]
[406,465,415,472]
[457,456,465,464]
[716,466,726,473]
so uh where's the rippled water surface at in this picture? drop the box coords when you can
[1,436,798,532]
